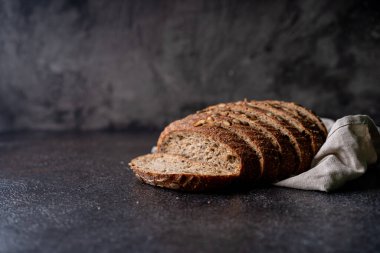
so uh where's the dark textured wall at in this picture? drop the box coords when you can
[0,0,379,132]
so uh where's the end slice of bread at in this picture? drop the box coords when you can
[129,153,239,191]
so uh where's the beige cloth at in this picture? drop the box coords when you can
[275,115,380,192]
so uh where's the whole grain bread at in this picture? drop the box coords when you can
[130,153,239,191]
[129,100,327,191]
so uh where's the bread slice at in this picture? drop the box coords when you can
[129,153,239,191]
[157,116,262,182]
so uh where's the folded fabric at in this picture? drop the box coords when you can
[275,115,380,192]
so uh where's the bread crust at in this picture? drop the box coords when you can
[268,100,328,138]
[252,101,319,153]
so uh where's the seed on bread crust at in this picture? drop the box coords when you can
[223,120,232,126]
[193,119,206,127]
[206,117,215,123]
[213,122,222,127]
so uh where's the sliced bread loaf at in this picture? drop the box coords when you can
[129,100,327,191]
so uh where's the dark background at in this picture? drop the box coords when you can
[1,2,380,252]
[0,0,379,132]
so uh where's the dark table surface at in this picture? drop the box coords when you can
[0,131,380,253]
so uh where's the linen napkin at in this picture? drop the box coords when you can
[275,115,380,192]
